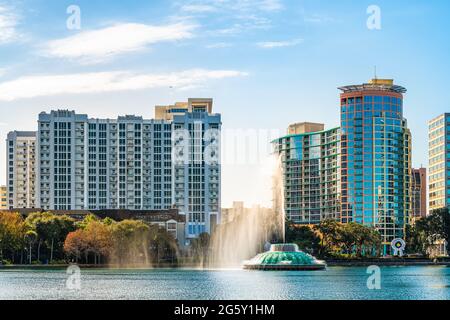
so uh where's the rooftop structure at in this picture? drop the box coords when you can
[338,78,407,94]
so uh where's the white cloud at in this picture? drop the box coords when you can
[0,69,248,101]
[43,22,197,63]
[181,4,218,13]
[257,38,303,48]
[0,5,20,44]
[247,0,283,12]
[211,15,272,36]
[206,42,233,49]
[181,0,283,13]
[175,1,282,36]
[304,14,338,24]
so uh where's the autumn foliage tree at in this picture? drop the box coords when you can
[2,210,179,266]
[110,219,151,265]
[0,212,26,263]
[64,229,87,263]
[64,218,113,264]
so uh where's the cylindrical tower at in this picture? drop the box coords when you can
[338,79,412,255]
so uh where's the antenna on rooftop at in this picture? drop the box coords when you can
[374,65,378,80]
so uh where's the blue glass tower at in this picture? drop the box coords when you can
[339,79,412,255]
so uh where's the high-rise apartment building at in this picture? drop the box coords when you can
[156,99,221,237]
[273,123,341,224]
[339,78,412,254]
[6,131,36,209]
[0,185,7,209]
[411,167,427,219]
[34,98,220,239]
[428,113,450,211]
[37,111,173,211]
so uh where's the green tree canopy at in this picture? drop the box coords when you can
[285,221,320,254]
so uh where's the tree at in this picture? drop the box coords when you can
[407,208,450,257]
[63,218,179,266]
[310,219,382,258]
[0,212,26,263]
[313,219,342,256]
[64,229,88,263]
[76,214,100,230]
[368,228,383,256]
[85,221,113,264]
[190,232,211,265]
[336,223,381,257]
[285,221,320,254]
[405,224,427,255]
[25,212,75,263]
[24,230,38,264]
[41,215,75,263]
[149,226,178,264]
[111,220,151,265]
[25,212,48,262]
[339,223,357,255]
[424,208,450,253]
[64,219,113,264]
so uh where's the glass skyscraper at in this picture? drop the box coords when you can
[339,79,412,254]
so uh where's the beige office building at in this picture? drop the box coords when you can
[155,98,213,121]
[0,185,7,209]
[428,113,450,211]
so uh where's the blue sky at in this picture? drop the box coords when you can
[1,0,449,207]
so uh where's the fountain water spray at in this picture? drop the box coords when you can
[272,154,286,243]
[208,155,286,268]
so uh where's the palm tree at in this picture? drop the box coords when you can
[24,230,37,264]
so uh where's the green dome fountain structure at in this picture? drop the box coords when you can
[243,244,326,271]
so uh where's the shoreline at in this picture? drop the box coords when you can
[326,260,450,267]
[1,259,450,269]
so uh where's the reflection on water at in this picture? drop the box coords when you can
[0,266,450,300]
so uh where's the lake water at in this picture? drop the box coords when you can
[1,266,450,300]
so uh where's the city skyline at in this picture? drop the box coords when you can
[2,0,450,207]
[2,1,450,305]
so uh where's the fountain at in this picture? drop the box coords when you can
[242,155,326,271]
[208,205,280,268]
[243,243,326,270]
[209,155,326,271]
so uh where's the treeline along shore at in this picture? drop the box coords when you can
[2,208,450,268]
[1,257,450,269]
[0,210,203,266]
